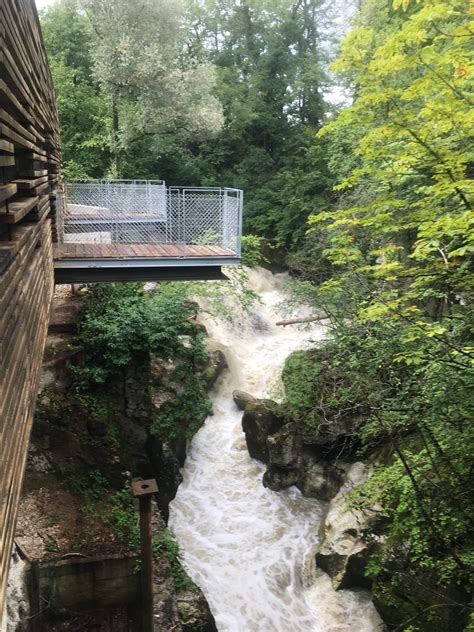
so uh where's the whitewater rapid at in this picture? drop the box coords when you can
[169,268,383,631]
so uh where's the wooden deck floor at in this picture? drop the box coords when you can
[54,243,237,259]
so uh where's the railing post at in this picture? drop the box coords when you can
[181,189,186,244]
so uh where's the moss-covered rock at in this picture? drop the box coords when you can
[201,350,228,388]
[266,423,301,468]
[315,463,378,589]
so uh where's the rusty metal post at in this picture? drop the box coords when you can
[132,479,159,632]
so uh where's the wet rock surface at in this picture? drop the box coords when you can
[241,398,348,501]
[241,399,285,462]
[176,588,217,632]
[6,297,225,632]
[315,462,377,590]
[296,458,345,502]
[232,389,255,410]
[201,350,228,388]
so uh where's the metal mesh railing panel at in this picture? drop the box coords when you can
[223,192,241,253]
[59,181,242,255]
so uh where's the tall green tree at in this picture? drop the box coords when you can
[164,0,333,248]
[290,1,474,627]
[314,0,473,336]
[42,0,223,178]
[41,0,110,178]
[80,0,223,177]
[42,0,336,249]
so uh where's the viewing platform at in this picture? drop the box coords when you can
[53,180,243,283]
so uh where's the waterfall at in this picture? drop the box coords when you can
[169,268,383,631]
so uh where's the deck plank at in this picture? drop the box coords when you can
[54,242,236,260]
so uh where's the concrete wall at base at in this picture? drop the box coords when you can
[39,555,140,612]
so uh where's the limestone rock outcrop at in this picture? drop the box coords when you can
[241,398,347,501]
[241,399,285,462]
[201,350,228,388]
[176,588,217,632]
[315,462,379,590]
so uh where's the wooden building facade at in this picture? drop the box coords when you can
[0,0,60,614]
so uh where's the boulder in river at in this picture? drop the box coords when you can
[297,456,344,502]
[201,350,228,388]
[232,390,255,410]
[241,399,285,462]
[263,465,299,491]
[266,423,301,468]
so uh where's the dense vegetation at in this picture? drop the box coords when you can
[73,282,212,440]
[41,0,473,629]
[41,0,335,245]
[283,0,474,628]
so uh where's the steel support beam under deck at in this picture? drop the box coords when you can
[53,257,238,283]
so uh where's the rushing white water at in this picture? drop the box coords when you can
[3,549,29,632]
[169,268,383,632]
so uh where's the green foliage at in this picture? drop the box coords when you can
[282,351,323,415]
[73,282,213,442]
[283,3,474,625]
[65,469,109,501]
[241,234,270,268]
[41,0,333,248]
[45,539,61,553]
[41,0,222,178]
[35,387,71,427]
[41,0,110,177]
[176,269,260,322]
[313,0,474,346]
[74,283,200,389]
[108,486,196,590]
[280,302,474,626]
[155,527,196,592]
[150,367,212,441]
[107,484,140,552]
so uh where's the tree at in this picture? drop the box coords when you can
[79,0,223,177]
[175,0,332,247]
[291,2,474,627]
[41,0,110,178]
[313,0,473,337]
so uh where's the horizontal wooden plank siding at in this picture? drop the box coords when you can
[0,0,60,617]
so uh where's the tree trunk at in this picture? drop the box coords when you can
[111,90,120,178]
[275,315,327,326]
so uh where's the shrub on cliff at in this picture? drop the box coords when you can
[72,283,212,441]
[74,283,202,387]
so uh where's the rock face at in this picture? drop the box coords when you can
[296,458,344,502]
[241,398,347,501]
[201,350,228,388]
[299,415,364,452]
[315,462,377,590]
[147,349,227,518]
[176,588,217,632]
[266,423,301,467]
[26,292,222,632]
